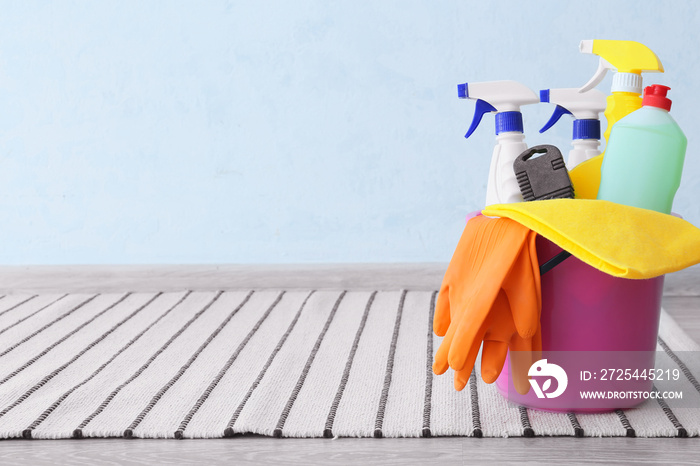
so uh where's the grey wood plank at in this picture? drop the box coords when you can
[0,264,447,294]
[662,296,700,344]
[461,438,700,465]
[0,438,462,466]
[0,262,700,296]
[664,264,700,297]
[1,437,699,466]
[0,263,697,295]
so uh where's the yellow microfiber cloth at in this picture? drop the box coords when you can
[483,199,700,279]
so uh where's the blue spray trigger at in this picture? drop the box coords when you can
[540,105,572,134]
[465,99,497,138]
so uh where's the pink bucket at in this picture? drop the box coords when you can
[494,235,665,412]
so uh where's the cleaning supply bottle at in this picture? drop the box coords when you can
[596,85,687,214]
[458,81,539,205]
[578,40,664,144]
[570,40,665,200]
[539,88,606,169]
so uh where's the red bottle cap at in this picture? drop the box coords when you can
[642,84,672,111]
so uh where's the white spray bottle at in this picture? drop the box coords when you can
[458,81,539,205]
[539,88,606,169]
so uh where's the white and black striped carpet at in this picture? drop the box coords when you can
[0,290,698,439]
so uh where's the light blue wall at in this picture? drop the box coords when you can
[1,1,699,264]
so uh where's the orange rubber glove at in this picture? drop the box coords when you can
[433,215,541,393]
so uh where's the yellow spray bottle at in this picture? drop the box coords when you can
[569,40,664,199]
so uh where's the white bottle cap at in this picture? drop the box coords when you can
[612,72,642,94]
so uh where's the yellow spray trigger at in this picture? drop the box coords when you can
[588,40,663,74]
[483,199,700,280]
[579,40,664,145]
[579,40,664,93]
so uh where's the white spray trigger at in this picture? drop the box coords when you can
[579,58,615,93]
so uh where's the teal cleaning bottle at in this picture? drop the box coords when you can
[596,85,687,214]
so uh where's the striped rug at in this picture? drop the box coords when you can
[0,290,698,439]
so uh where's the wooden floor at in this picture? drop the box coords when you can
[2,437,699,466]
[0,264,698,465]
